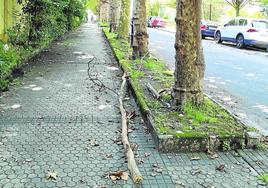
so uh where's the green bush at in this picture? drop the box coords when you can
[0,42,19,90]
[16,0,86,45]
[0,0,87,91]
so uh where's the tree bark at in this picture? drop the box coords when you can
[109,0,121,32]
[118,0,130,39]
[132,0,149,58]
[173,0,205,109]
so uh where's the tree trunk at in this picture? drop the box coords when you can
[109,0,121,32]
[132,0,149,58]
[236,7,240,16]
[99,0,110,22]
[173,0,205,109]
[118,0,130,39]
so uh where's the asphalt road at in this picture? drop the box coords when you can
[148,28,268,135]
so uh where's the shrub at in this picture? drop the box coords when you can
[0,0,87,91]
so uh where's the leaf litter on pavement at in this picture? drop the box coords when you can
[102,153,113,160]
[89,139,100,147]
[46,169,57,180]
[104,171,129,182]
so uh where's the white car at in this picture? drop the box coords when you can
[215,18,268,50]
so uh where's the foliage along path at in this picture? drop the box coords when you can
[0,23,267,188]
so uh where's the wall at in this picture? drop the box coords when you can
[0,0,22,41]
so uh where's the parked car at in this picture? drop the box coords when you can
[215,17,268,49]
[147,16,156,27]
[151,17,166,28]
[201,20,218,39]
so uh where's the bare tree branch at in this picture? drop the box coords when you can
[225,0,251,16]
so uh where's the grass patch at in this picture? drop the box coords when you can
[0,42,37,91]
[153,97,244,138]
[143,58,165,72]
[98,22,109,27]
[258,174,268,185]
[0,42,49,92]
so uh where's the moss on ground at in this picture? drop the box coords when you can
[98,22,109,27]
[258,174,268,185]
[102,26,245,140]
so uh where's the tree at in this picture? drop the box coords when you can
[86,0,98,14]
[258,0,268,17]
[98,0,110,22]
[258,0,268,4]
[109,0,121,32]
[202,0,226,21]
[173,0,205,109]
[118,0,130,38]
[225,0,250,16]
[148,0,160,16]
[132,0,149,58]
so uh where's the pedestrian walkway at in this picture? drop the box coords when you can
[0,23,267,188]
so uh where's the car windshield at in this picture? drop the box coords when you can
[252,21,268,29]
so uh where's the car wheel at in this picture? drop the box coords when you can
[202,35,205,39]
[215,31,222,43]
[236,34,245,49]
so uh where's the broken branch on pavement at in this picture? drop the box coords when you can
[119,73,143,184]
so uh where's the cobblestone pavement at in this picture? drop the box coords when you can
[0,23,267,188]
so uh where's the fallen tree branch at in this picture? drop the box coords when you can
[146,82,160,99]
[158,88,172,95]
[87,57,119,96]
[119,73,143,184]
[146,83,171,108]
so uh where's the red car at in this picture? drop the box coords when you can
[151,17,166,28]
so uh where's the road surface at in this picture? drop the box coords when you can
[148,28,268,135]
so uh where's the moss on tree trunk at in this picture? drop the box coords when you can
[132,0,149,58]
[118,0,130,39]
[173,0,205,109]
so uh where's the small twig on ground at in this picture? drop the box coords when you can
[146,82,161,99]
[158,88,172,95]
[87,57,119,96]
[119,73,143,184]
[146,82,171,108]
[141,51,150,62]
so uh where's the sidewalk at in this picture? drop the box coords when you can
[0,23,267,188]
